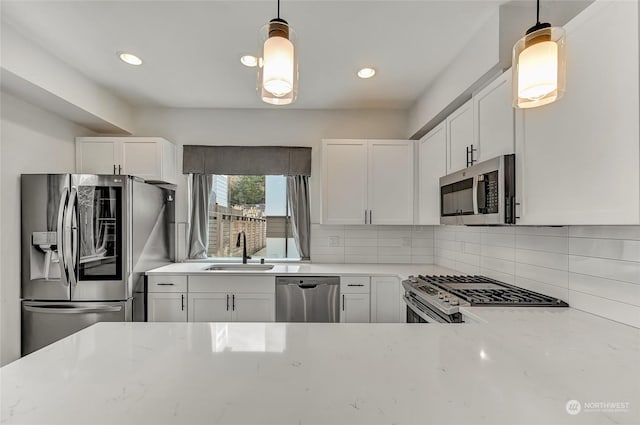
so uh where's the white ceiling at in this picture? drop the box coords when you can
[1,0,502,110]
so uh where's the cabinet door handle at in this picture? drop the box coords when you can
[226,294,229,311]
[470,144,477,165]
[181,294,185,311]
[364,209,367,224]
[347,284,364,287]
[118,165,122,175]
[369,210,372,224]
[113,164,116,175]
[232,294,236,311]
[342,294,345,311]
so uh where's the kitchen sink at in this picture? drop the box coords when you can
[206,264,275,271]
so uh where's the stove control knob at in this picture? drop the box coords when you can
[443,297,450,303]
[450,299,459,306]
[438,292,444,299]
[409,275,418,283]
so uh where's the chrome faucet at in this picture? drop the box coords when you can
[236,231,251,264]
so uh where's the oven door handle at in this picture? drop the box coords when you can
[403,295,446,324]
[472,175,479,215]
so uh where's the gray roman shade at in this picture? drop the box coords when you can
[183,146,311,176]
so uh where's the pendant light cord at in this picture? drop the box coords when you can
[277,0,280,19]
[536,0,540,25]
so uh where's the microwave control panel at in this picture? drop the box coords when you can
[478,171,499,214]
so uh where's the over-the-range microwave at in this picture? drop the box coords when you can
[439,154,515,225]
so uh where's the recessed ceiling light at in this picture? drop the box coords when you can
[357,67,376,79]
[241,55,258,67]
[118,52,143,66]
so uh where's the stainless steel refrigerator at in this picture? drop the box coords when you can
[21,174,175,355]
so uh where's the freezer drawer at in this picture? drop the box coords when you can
[21,300,132,356]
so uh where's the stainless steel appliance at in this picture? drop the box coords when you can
[402,274,569,323]
[21,174,174,355]
[275,276,340,322]
[440,154,516,225]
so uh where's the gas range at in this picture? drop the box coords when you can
[402,274,569,323]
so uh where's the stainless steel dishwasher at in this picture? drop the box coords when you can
[276,276,340,322]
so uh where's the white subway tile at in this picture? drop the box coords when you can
[343,238,374,247]
[344,229,378,239]
[310,246,345,256]
[411,255,434,265]
[569,226,640,240]
[482,245,515,261]
[481,267,515,285]
[411,247,435,256]
[457,252,480,267]
[515,249,568,271]
[569,255,640,284]
[377,238,406,247]
[514,276,569,301]
[436,256,457,270]
[515,263,568,288]
[481,256,515,276]
[311,254,344,264]
[569,273,640,307]
[381,256,412,264]
[378,229,412,238]
[378,246,411,256]
[411,238,434,248]
[455,261,480,275]
[515,234,568,254]
[463,242,482,256]
[345,246,377,256]
[344,255,378,264]
[569,290,640,328]
[569,237,640,262]
[482,232,516,248]
[516,226,568,237]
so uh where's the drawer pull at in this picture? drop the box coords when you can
[156,283,175,286]
[347,284,365,287]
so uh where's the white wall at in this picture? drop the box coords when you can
[435,225,640,328]
[0,91,95,366]
[131,107,408,256]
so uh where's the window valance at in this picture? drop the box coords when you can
[183,145,311,176]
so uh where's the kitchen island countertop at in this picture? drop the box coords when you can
[2,307,639,424]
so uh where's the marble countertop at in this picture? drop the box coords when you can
[2,308,639,424]
[145,262,456,281]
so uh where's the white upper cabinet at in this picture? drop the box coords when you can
[474,70,515,163]
[446,99,475,173]
[367,141,414,225]
[322,139,414,225]
[321,140,368,225]
[515,0,639,225]
[76,137,177,185]
[418,122,447,225]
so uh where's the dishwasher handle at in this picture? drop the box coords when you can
[297,284,318,289]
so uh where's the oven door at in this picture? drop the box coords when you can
[404,295,449,323]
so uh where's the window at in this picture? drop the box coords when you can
[206,175,299,260]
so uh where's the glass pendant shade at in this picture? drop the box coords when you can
[258,19,298,105]
[512,26,566,108]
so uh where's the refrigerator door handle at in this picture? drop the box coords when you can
[24,305,122,314]
[57,188,70,286]
[64,187,78,287]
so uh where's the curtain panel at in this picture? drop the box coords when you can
[187,174,213,259]
[287,175,311,260]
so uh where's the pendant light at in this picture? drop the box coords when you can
[512,0,566,108]
[257,0,298,105]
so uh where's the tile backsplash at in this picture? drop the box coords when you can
[434,225,640,328]
[310,224,434,264]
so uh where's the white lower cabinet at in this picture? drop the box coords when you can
[187,276,275,323]
[231,293,276,322]
[340,276,370,323]
[147,293,187,322]
[370,277,403,323]
[147,275,187,322]
[188,293,231,322]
